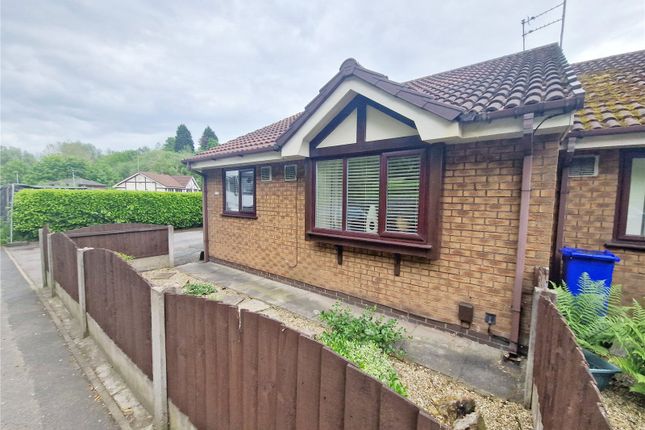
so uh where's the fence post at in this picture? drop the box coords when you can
[167,225,174,268]
[77,247,92,337]
[524,266,550,407]
[47,233,55,296]
[151,286,168,430]
[39,228,47,287]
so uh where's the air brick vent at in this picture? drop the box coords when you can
[284,164,297,181]
[569,155,598,177]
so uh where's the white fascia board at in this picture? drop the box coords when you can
[188,151,287,171]
[451,111,574,144]
[570,132,645,150]
[280,77,461,158]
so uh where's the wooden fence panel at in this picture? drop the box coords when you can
[295,335,322,430]
[319,348,347,430]
[84,248,152,378]
[162,293,449,430]
[51,232,78,301]
[68,224,168,258]
[533,296,611,430]
[344,365,381,430]
[275,327,299,430]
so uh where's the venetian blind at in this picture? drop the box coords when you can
[386,155,421,234]
[346,155,380,233]
[315,159,343,230]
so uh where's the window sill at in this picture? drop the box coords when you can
[306,231,434,258]
[221,212,257,220]
[604,241,645,251]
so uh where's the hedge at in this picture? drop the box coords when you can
[13,189,203,239]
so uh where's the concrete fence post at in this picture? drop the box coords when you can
[77,247,92,337]
[38,228,47,287]
[167,225,174,268]
[46,233,55,296]
[151,286,168,430]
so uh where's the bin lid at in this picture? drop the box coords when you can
[560,247,621,263]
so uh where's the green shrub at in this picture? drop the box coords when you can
[318,303,407,395]
[553,273,624,356]
[319,331,407,396]
[611,300,645,394]
[183,282,215,296]
[319,303,406,356]
[12,189,202,239]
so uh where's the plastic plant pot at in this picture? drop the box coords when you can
[583,349,621,391]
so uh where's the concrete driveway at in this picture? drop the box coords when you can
[173,228,203,266]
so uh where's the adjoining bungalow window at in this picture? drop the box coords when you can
[616,149,645,242]
[313,149,426,241]
[223,168,255,217]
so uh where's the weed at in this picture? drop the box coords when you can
[183,282,215,296]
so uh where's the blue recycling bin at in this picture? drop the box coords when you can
[561,247,620,295]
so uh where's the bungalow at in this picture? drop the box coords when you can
[186,43,590,354]
[555,49,645,303]
[113,171,200,192]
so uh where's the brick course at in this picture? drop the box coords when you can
[563,148,645,303]
[205,138,560,346]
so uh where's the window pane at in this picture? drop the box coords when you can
[346,156,380,233]
[241,169,255,212]
[626,157,645,236]
[225,170,239,212]
[315,159,343,230]
[386,155,421,234]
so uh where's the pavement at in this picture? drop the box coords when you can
[0,246,118,429]
[178,260,525,401]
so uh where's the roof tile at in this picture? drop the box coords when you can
[571,49,645,133]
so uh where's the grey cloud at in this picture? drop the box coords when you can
[1,0,643,153]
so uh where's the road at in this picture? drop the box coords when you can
[0,248,118,429]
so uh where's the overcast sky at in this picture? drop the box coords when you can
[2,0,643,154]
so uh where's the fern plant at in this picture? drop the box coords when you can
[553,273,624,356]
[611,300,645,394]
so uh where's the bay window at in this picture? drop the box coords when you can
[223,168,255,217]
[308,146,440,257]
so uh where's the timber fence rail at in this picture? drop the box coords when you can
[530,292,611,430]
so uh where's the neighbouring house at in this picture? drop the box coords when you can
[113,171,200,192]
[184,43,641,354]
[44,177,107,189]
[554,49,645,303]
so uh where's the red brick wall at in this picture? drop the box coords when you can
[205,138,560,345]
[563,149,645,303]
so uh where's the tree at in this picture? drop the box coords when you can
[174,124,194,152]
[44,141,101,161]
[198,126,219,151]
[0,146,36,184]
[162,137,176,152]
[28,155,90,184]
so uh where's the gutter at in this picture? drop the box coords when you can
[508,112,535,356]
